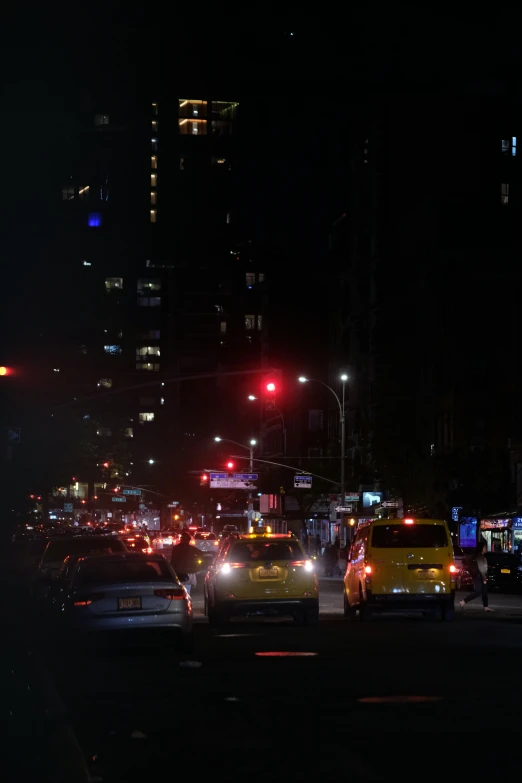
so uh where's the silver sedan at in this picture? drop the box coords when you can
[54,552,193,650]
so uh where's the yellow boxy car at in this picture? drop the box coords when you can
[343,518,456,621]
[204,533,319,625]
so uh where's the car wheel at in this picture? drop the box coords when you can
[344,592,356,621]
[440,600,455,622]
[180,629,195,653]
[358,587,372,621]
[304,607,319,626]
[208,604,229,625]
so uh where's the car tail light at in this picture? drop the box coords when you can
[449,564,457,573]
[289,560,314,572]
[364,565,372,574]
[142,547,153,554]
[73,593,104,606]
[154,588,186,600]
[189,540,196,546]
[403,519,415,525]
[449,563,457,583]
[220,562,247,574]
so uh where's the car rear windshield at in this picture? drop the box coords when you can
[44,537,126,562]
[371,525,448,548]
[195,532,216,540]
[486,553,520,567]
[228,540,305,562]
[123,537,148,547]
[75,558,171,586]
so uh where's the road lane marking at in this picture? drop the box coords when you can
[358,695,443,704]
[215,633,264,638]
[255,652,318,657]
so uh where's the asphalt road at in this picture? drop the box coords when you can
[6,544,522,781]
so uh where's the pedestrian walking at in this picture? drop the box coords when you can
[460,541,494,612]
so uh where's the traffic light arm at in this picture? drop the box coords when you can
[228,455,338,485]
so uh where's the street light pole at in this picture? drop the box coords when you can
[298,374,348,543]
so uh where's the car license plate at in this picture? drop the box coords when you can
[417,569,436,579]
[259,567,278,578]
[118,597,141,610]
[501,568,511,574]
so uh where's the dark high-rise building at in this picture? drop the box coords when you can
[332,86,522,514]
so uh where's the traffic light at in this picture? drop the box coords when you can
[263,370,282,410]
[0,366,9,377]
[200,473,209,486]
[226,461,235,471]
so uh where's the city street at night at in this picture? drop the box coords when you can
[6,555,522,781]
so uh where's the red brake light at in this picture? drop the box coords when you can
[403,519,415,525]
[73,593,104,606]
[154,588,186,600]
[364,565,372,574]
[449,564,457,573]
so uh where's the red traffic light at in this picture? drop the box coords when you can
[201,474,208,481]
[266,382,276,392]
[200,474,209,485]
[226,461,235,470]
[102,462,109,468]
[29,494,35,500]
[0,366,9,377]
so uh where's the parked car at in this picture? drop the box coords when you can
[53,552,193,650]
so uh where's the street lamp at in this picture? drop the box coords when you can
[298,373,349,538]
[148,459,155,465]
[213,436,257,524]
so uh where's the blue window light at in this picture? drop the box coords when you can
[88,212,102,227]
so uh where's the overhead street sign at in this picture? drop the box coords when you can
[210,478,257,489]
[294,475,312,489]
[345,493,360,502]
[336,505,353,513]
[123,489,141,496]
[112,496,126,503]
[233,473,258,481]
[382,500,399,508]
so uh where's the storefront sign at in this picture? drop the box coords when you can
[480,519,512,530]
[512,518,522,529]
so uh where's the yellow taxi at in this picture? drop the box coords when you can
[204,532,319,625]
[343,517,456,621]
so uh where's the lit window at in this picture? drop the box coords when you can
[180,157,185,170]
[105,277,123,290]
[136,346,161,358]
[502,138,517,155]
[151,156,158,169]
[160,397,165,405]
[211,101,238,136]
[151,173,158,187]
[501,183,509,205]
[138,296,161,307]
[96,427,112,436]
[151,138,158,151]
[245,314,255,331]
[309,409,324,432]
[124,427,134,438]
[95,114,109,126]
[513,136,517,156]
[82,260,91,266]
[211,157,227,166]
[139,412,155,423]
[152,120,158,132]
[136,362,160,371]
[104,345,122,355]
[245,272,255,286]
[88,212,102,227]
[62,186,75,200]
[78,185,90,201]
[257,315,263,331]
[150,191,157,205]
[220,321,227,334]
[226,211,231,224]
[137,279,161,293]
[502,139,510,153]
[98,378,112,388]
[140,329,160,339]
[258,272,265,283]
[178,118,207,135]
[152,103,158,115]
[150,209,157,223]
